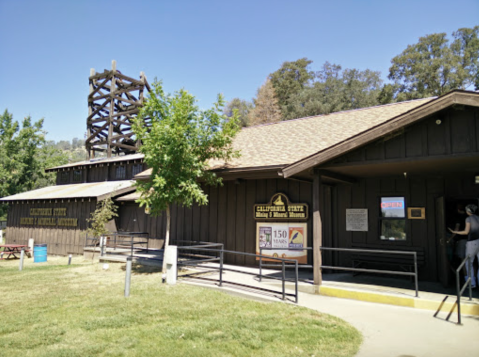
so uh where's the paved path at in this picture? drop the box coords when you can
[184,267,479,357]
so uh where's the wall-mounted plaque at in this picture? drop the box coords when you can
[254,193,308,221]
[346,209,368,231]
[408,207,425,219]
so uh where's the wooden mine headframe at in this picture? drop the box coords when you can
[86,60,151,158]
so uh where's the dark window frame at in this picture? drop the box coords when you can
[60,171,69,183]
[73,170,82,183]
[116,165,126,180]
[379,196,407,242]
[132,163,143,177]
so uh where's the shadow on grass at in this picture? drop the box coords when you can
[119,263,162,275]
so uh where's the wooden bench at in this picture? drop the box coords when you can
[0,249,31,259]
[351,244,425,277]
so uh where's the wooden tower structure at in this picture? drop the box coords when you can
[86,60,151,158]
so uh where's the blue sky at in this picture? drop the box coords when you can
[1,0,478,142]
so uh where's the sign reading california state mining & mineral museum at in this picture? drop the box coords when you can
[254,193,308,220]
[20,208,78,227]
[254,193,308,263]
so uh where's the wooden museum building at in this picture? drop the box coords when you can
[2,64,479,288]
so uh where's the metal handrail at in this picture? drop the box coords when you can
[84,232,149,257]
[449,256,473,324]
[177,245,299,303]
[259,246,419,297]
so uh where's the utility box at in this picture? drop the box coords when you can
[165,245,177,285]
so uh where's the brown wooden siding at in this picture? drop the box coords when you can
[5,200,96,255]
[331,172,479,281]
[328,107,479,167]
[117,178,315,266]
[56,162,145,185]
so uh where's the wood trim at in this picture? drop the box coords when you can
[283,91,479,178]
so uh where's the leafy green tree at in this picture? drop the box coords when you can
[269,58,315,119]
[223,98,253,127]
[284,62,383,119]
[87,196,118,238]
[387,26,479,100]
[132,81,240,275]
[248,79,282,125]
[0,110,68,219]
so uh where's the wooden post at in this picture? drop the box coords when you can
[313,169,323,292]
[108,60,117,158]
[87,68,95,159]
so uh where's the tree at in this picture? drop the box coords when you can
[87,196,118,238]
[0,110,68,220]
[387,26,479,100]
[132,81,240,276]
[284,62,383,119]
[269,58,315,119]
[223,98,253,127]
[248,79,283,126]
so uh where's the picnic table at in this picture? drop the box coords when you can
[0,244,29,260]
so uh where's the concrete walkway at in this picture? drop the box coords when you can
[182,265,479,357]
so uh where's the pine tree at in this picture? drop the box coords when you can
[248,79,282,126]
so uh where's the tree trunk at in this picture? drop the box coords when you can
[161,204,171,279]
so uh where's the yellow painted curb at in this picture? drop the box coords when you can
[319,286,479,316]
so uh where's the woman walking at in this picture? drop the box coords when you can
[448,204,479,288]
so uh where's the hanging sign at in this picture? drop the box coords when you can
[256,222,308,263]
[254,193,308,220]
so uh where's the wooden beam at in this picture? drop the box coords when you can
[86,99,110,122]
[313,170,323,291]
[316,169,356,184]
[88,76,111,99]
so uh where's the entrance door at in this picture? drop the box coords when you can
[436,196,451,287]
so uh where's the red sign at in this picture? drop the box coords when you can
[381,201,403,209]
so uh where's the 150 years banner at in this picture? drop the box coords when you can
[256,222,308,263]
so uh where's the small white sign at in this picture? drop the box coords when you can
[346,209,368,231]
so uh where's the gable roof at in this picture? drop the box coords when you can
[209,96,434,171]
[282,90,479,178]
[45,153,144,172]
[0,181,135,202]
[134,90,479,181]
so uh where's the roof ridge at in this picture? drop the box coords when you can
[241,96,436,131]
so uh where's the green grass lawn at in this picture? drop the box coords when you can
[0,257,361,357]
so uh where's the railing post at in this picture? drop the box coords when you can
[131,234,134,257]
[413,252,418,297]
[125,256,132,297]
[468,257,472,301]
[282,260,286,300]
[295,260,299,304]
[259,248,263,282]
[219,247,224,287]
[19,248,25,271]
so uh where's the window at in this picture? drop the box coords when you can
[132,164,143,177]
[116,166,126,180]
[73,170,82,183]
[60,171,69,183]
[379,197,406,241]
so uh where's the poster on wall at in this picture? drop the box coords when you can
[256,222,308,263]
[346,209,368,231]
